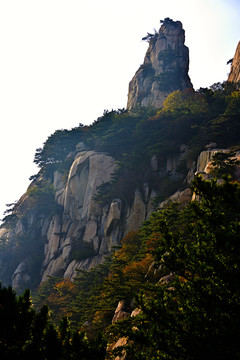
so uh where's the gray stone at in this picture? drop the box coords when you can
[105,199,121,236]
[83,220,98,243]
[228,41,240,84]
[76,142,87,151]
[125,190,146,235]
[12,261,30,289]
[127,19,192,110]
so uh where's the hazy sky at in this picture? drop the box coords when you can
[0,0,239,220]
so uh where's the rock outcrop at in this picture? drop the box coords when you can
[0,143,193,291]
[127,18,193,109]
[0,150,121,287]
[107,301,142,360]
[228,41,240,84]
[4,20,237,293]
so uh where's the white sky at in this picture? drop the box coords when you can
[0,0,239,220]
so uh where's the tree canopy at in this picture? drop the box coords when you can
[31,176,240,359]
[0,284,106,359]
[108,176,240,359]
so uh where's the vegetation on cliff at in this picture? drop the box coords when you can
[0,284,106,359]
[28,81,240,205]
[0,80,240,357]
[1,174,240,358]
[107,176,240,359]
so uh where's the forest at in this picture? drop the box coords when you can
[1,81,240,359]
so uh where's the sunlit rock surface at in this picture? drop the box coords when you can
[127,18,193,110]
[228,41,240,84]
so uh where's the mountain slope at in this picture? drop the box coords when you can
[0,20,239,295]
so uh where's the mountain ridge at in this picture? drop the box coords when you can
[0,19,239,295]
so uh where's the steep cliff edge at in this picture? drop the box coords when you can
[1,144,224,291]
[127,18,193,109]
[228,41,240,84]
[0,21,239,293]
[0,144,192,291]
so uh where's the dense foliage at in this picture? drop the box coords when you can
[0,284,106,359]
[31,82,240,204]
[30,175,240,359]
[1,81,240,358]
[107,176,240,359]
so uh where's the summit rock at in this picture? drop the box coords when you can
[228,41,240,84]
[127,18,193,109]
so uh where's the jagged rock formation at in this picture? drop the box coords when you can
[228,41,240,84]
[0,150,121,287]
[0,19,196,291]
[1,20,238,294]
[1,137,238,292]
[127,18,193,109]
[0,144,192,291]
[42,150,119,281]
[4,142,229,292]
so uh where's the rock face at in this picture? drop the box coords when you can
[0,151,120,288]
[0,144,193,291]
[0,19,212,292]
[4,146,237,292]
[41,151,119,281]
[228,41,240,84]
[127,18,193,110]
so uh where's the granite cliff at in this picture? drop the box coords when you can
[0,20,239,293]
[127,18,193,109]
[1,141,230,291]
[228,41,240,84]
[0,143,194,291]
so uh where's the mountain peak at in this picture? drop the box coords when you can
[228,41,240,84]
[127,18,193,109]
